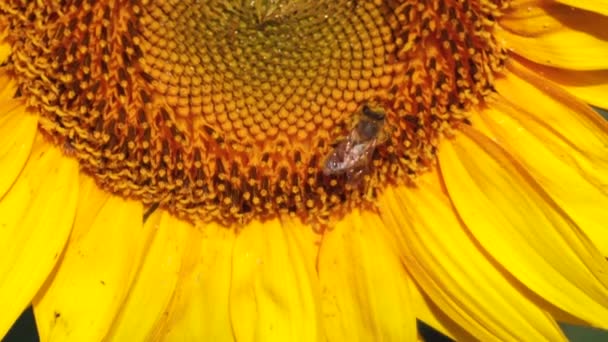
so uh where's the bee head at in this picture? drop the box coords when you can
[361,103,386,121]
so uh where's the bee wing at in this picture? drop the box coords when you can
[323,150,343,174]
[343,140,378,185]
[355,135,378,158]
[323,135,358,174]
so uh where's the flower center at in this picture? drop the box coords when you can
[1,0,508,227]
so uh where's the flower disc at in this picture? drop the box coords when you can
[1,0,508,226]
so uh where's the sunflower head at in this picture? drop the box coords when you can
[2,1,608,342]
[1,0,507,227]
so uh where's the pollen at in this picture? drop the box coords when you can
[0,0,509,227]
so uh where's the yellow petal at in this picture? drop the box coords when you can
[105,211,189,341]
[407,278,469,341]
[498,3,608,70]
[318,209,417,342]
[512,59,608,110]
[230,218,324,342]
[33,177,145,342]
[438,126,608,328]
[380,182,568,341]
[475,103,608,257]
[555,0,608,17]
[494,59,608,189]
[0,100,38,198]
[0,70,17,100]
[157,221,236,341]
[0,42,10,65]
[0,138,78,338]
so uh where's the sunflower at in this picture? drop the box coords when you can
[0,0,607,341]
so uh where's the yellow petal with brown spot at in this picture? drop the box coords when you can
[318,209,417,342]
[0,137,78,337]
[438,127,608,328]
[33,179,144,342]
[381,182,568,341]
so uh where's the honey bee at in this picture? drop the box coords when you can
[322,103,389,184]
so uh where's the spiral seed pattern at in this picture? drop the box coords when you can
[0,0,509,226]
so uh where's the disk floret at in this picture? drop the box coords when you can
[0,0,508,226]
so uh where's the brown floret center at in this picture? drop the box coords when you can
[1,0,508,227]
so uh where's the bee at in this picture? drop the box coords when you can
[322,103,389,184]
